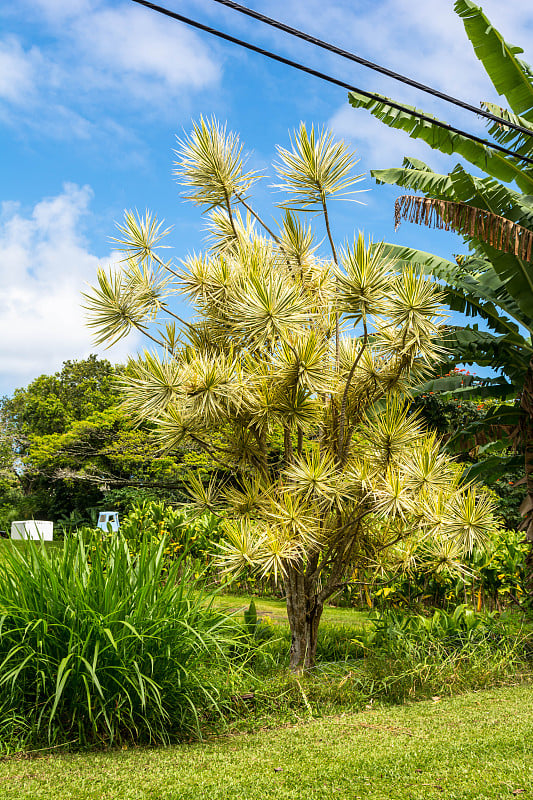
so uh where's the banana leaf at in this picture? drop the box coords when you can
[348,91,533,194]
[455,0,533,122]
[461,454,524,484]
[481,103,533,156]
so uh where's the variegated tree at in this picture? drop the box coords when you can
[84,120,496,671]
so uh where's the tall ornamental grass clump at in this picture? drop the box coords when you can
[0,534,241,748]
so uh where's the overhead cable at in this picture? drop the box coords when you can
[130,0,533,166]
[207,0,533,140]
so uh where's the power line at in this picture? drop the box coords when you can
[207,0,533,141]
[130,0,533,167]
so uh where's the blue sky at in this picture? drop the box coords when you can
[1,0,533,395]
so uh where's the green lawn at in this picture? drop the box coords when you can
[215,591,370,626]
[1,682,531,799]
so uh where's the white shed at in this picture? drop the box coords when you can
[97,511,120,532]
[11,520,54,541]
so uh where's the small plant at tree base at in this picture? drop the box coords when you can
[84,119,497,672]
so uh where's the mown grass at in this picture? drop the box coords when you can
[0,682,531,799]
[214,590,370,626]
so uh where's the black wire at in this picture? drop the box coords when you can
[208,0,533,141]
[130,0,533,167]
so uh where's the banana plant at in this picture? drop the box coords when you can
[349,0,533,548]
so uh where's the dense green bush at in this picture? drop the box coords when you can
[334,528,529,612]
[242,604,517,669]
[0,534,243,748]
[117,500,222,563]
[488,470,527,530]
[344,606,530,704]
[411,388,484,439]
[361,605,503,652]
[411,391,528,532]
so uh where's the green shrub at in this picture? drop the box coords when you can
[473,528,529,605]
[314,624,368,662]
[308,607,530,708]
[411,389,484,437]
[232,607,530,728]
[364,605,503,652]
[118,500,222,564]
[0,534,243,748]
[345,527,530,613]
[488,469,527,530]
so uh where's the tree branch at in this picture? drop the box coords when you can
[320,192,340,367]
[235,192,281,244]
[338,318,368,460]
[224,190,239,240]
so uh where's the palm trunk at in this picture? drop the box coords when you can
[523,427,533,538]
[520,356,533,589]
[284,566,323,672]
[521,422,533,591]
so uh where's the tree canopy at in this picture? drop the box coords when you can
[2,354,122,440]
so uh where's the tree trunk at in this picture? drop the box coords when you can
[284,566,323,673]
[283,425,293,467]
[297,426,303,457]
[522,421,533,592]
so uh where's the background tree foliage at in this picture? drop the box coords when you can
[3,355,122,439]
[0,356,222,526]
[0,355,122,524]
[84,119,497,671]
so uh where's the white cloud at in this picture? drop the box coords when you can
[250,0,533,126]
[78,5,219,96]
[264,0,533,83]
[0,185,138,389]
[6,0,533,143]
[0,37,40,104]
[2,1,220,139]
[28,0,94,22]
[329,104,454,173]
[317,0,533,175]
[356,0,532,100]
